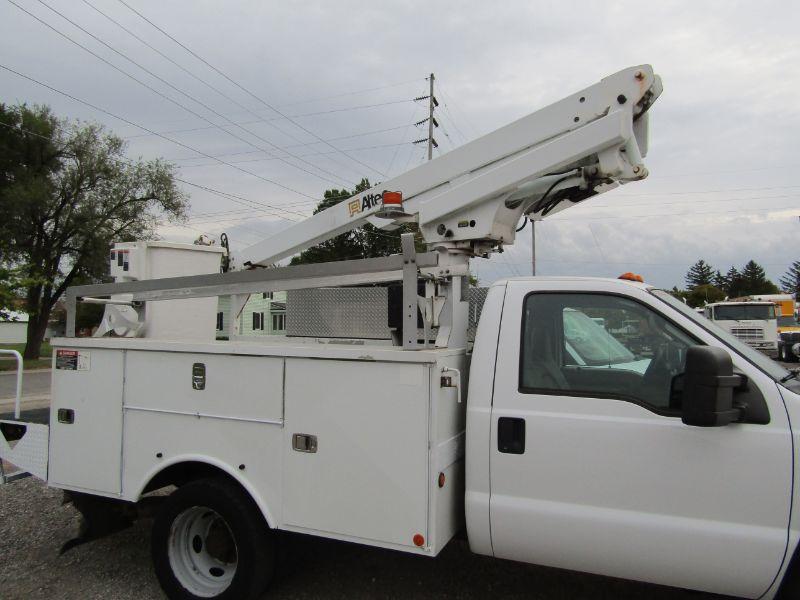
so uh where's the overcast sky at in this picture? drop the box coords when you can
[1,0,798,288]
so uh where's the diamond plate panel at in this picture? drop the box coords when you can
[287,288,391,339]
[0,420,48,481]
[468,287,489,341]
[286,286,489,341]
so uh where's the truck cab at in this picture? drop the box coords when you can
[467,277,800,599]
[703,300,779,355]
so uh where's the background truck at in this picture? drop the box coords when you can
[2,65,800,600]
[702,300,779,356]
[752,294,800,362]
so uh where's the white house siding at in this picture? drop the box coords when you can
[0,322,27,343]
[216,292,287,339]
[240,291,287,336]
[216,296,231,339]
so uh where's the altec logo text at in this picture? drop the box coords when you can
[348,192,383,217]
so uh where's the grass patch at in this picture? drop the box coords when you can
[0,358,50,371]
[0,342,53,358]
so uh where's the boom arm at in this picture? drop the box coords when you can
[234,65,662,269]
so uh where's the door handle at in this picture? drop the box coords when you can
[292,433,318,453]
[497,417,525,454]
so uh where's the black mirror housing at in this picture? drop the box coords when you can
[682,346,743,427]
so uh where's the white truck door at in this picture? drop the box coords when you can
[489,280,792,599]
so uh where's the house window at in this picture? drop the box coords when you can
[272,313,286,332]
[252,312,265,331]
[263,292,273,300]
[216,312,224,331]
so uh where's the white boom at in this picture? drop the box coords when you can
[234,65,662,269]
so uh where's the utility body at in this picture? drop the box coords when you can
[2,65,800,600]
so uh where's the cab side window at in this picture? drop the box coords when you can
[520,293,698,414]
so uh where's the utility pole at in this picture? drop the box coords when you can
[414,73,438,160]
[531,219,536,276]
[427,73,435,160]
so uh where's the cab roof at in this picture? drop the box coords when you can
[495,275,654,291]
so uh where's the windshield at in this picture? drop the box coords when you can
[713,304,776,320]
[651,290,789,382]
[563,309,635,365]
[778,315,799,327]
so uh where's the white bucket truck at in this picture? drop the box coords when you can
[2,66,800,600]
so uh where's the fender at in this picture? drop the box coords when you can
[131,454,277,529]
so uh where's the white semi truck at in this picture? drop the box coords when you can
[703,300,779,355]
[2,65,800,600]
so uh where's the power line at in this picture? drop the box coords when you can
[122,99,416,140]
[549,202,799,221]
[173,178,305,222]
[27,0,354,188]
[385,104,424,175]
[647,164,800,179]
[616,184,800,197]
[78,0,373,183]
[177,141,413,169]
[435,96,470,145]
[0,119,287,245]
[0,118,309,225]
[275,77,425,108]
[0,115,407,244]
[492,258,795,267]
[115,0,389,178]
[0,62,318,215]
[111,80,425,134]
[164,122,414,163]
[437,82,480,141]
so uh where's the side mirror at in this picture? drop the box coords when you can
[681,346,743,427]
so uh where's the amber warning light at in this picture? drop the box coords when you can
[375,190,409,219]
[618,272,644,283]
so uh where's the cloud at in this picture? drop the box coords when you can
[2,0,797,289]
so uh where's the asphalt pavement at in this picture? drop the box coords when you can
[0,369,51,399]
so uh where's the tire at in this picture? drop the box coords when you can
[151,477,275,600]
[780,342,799,363]
[789,346,800,364]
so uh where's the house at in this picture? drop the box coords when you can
[0,310,28,343]
[216,292,287,339]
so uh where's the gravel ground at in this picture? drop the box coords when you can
[0,479,724,600]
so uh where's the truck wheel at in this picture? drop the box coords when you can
[152,478,275,600]
[788,346,799,363]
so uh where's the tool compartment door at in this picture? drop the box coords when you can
[283,358,430,548]
[49,348,123,493]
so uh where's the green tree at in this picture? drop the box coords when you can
[685,259,714,289]
[685,284,726,308]
[669,286,689,303]
[712,270,726,291]
[780,260,800,300]
[0,267,19,320]
[0,103,188,358]
[738,260,779,296]
[290,178,424,265]
[721,266,740,296]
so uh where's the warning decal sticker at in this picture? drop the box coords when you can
[55,349,91,371]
